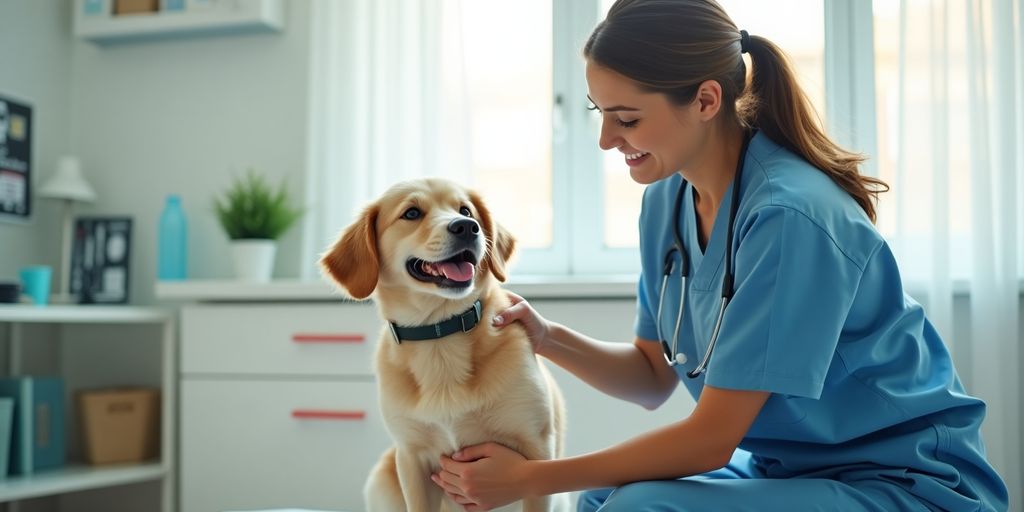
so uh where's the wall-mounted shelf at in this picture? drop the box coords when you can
[73,0,284,44]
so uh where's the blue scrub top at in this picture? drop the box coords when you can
[634,132,1008,511]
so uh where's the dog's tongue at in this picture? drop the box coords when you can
[438,262,475,282]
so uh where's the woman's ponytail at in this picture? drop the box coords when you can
[740,35,889,222]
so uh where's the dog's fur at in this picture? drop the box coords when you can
[321,178,567,512]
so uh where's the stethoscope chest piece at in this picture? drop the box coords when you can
[659,335,690,367]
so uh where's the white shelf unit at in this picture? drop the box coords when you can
[73,0,284,44]
[0,306,171,324]
[0,305,176,511]
[0,463,165,503]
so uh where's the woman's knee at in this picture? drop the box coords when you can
[598,482,678,512]
[577,487,614,512]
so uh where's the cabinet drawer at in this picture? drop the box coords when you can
[180,378,391,512]
[182,303,383,376]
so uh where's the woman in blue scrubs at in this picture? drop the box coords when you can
[431,0,1009,510]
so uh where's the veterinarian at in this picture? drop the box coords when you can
[431,0,1009,510]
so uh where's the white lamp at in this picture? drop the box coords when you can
[39,156,96,302]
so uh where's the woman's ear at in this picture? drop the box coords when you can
[470,191,516,282]
[319,205,380,299]
[696,79,723,120]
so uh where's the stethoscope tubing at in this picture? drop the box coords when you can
[657,130,753,378]
[687,296,728,378]
[657,272,687,367]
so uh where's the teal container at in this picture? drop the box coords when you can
[18,266,52,306]
[158,194,188,280]
[0,397,12,478]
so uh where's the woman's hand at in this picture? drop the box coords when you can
[432,442,535,511]
[492,292,553,355]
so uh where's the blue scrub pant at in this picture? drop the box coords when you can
[577,451,931,512]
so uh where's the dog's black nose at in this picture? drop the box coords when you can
[448,218,480,242]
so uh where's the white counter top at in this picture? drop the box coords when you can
[154,275,638,302]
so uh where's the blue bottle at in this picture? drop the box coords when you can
[158,195,188,280]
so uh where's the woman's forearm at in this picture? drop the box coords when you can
[526,417,730,496]
[523,385,770,497]
[540,323,675,409]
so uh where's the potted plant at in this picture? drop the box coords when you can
[213,169,303,282]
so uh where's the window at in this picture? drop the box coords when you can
[311,0,1019,284]
[460,1,553,251]
[871,0,973,280]
[458,0,827,275]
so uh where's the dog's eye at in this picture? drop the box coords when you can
[402,207,422,220]
[459,206,472,217]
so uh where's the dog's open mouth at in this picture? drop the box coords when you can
[406,250,478,288]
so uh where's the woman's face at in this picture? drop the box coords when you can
[585,61,709,185]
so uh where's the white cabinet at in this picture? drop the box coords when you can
[180,303,378,376]
[179,303,389,512]
[178,298,697,511]
[180,379,388,512]
[0,305,176,512]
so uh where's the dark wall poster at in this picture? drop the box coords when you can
[0,95,32,220]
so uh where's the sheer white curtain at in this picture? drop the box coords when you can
[880,0,1021,506]
[303,0,472,275]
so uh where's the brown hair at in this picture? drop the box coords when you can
[584,0,888,222]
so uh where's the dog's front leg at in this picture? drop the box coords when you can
[514,436,557,512]
[395,448,444,512]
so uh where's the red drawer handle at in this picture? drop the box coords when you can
[291,333,365,343]
[291,409,366,421]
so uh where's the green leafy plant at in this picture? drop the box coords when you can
[213,169,304,240]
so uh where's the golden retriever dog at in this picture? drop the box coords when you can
[320,178,568,512]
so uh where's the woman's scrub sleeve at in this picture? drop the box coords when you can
[704,206,865,399]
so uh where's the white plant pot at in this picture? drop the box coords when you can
[230,239,277,282]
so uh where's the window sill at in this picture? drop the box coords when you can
[154,274,640,303]
[154,276,1024,303]
[902,279,1024,299]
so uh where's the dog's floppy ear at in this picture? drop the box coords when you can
[469,190,516,283]
[319,205,380,299]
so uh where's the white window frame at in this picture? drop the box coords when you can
[823,0,879,176]
[483,3,573,276]
[558,0,641,276]
[514,0,869,277]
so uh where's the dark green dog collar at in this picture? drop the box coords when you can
[388,300,483,344]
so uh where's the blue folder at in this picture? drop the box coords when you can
[0,377,65,475]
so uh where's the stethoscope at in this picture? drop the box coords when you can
[657,130,753,378]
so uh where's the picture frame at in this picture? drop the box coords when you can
[70,216,133,304]
[0,94,33,222]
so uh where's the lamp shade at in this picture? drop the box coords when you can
[39,156,97,202]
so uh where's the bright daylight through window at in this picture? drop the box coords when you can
[459,1,825,273]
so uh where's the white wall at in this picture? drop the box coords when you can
[1,1,1020,504]
[69,1,312,304]
[0,0,73,282]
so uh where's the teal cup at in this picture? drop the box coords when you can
[18,266,52,306]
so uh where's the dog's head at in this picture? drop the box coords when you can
[320,178,515,302]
